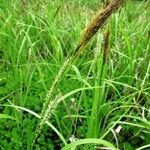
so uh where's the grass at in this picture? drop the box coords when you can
[0,0,150,149]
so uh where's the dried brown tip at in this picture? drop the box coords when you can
[73,0,124,57]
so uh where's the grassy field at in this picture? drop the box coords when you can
[0,0,150,149]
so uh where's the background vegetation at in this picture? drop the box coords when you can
[0,0,150,149]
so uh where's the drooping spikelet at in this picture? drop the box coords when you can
[72,0,125,59]
[32,0,125,147]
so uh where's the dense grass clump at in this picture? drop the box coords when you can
[0,0,150,149]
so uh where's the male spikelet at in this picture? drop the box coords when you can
[103,29,110,64]
[72,0,124,59]
[32,0,125,146]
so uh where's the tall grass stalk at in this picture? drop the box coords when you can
[33,0,125,146]
[87,29,110,138]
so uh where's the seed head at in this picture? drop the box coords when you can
[73,0,125,58]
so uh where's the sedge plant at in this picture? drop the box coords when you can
[32,0,125,147]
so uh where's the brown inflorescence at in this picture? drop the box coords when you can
[73,0,125,59]
[103,29,110,63]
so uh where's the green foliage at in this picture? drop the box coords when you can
[0,0,150,149]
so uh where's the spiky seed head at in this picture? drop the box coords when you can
[103,29,110,63]
[74,0,124,57]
